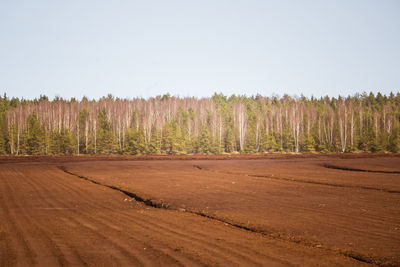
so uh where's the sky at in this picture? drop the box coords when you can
[0,0,399,100]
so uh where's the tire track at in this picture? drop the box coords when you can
[111,209,277,266]
[0,223,16,267]
[1,167,69,266]
[9,166,93,266]
[0,186,25,266]
[13,166,90,267]
[0,168,37,266]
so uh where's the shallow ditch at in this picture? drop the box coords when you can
[322,163,400,174]
[194,165,400,194]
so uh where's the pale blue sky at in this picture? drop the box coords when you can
[0,0,399,100]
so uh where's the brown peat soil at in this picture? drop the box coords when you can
[0,154,399,266]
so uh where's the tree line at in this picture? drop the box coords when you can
[1,92,400,155]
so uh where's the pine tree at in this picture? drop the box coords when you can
[317,141,329,153]
[148,128,161,154]
[125,128,146,155]
[162,122,178,154]
[174,122,186,154]
[282,124,294,152]
[50,129,75,155]
[0,95,9,154]
[388,128,400,153]
[8,124,17,154]
[302,134,316,153]
[2,93,400,155]
[26,113,46,155]
[79,108,89,153]
[224,123,236,153]
[97,109,117,154]
[270,134,280,152]
[244,125,257,153]
[198,126,211,154]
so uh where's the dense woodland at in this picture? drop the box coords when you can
[1,92,400,155]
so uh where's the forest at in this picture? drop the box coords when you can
[1,92,400,155]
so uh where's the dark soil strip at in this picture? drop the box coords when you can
[322,163,400,174]
[249,174,400,194]
[3,153,400,165]
[342,252,379,266]
[57,166,168,209]
[195,166,400,194]
[57,165,390,266]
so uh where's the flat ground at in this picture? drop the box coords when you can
[0,154,399,266]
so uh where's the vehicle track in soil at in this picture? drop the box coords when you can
[0,161,364,266]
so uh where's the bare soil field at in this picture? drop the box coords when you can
[1,154,399,266]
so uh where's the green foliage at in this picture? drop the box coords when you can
[317,142,329,153]
[198,126,211,154]
[0,95,10,154]
[162,122,179,154]
[243,125,257,153]
[147,128,162,154]
[78,108,89,153]
[224,122,236,153]
[97,109,117,154]
[3,92,400,155]
[8,124,17,154]
[50,129,75,155]
[358,127,384,152]
[126,128,146,155]
[388,128,400,153]
[281,124,294,152]
[302,135,316,153]
[25,113,46,155]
